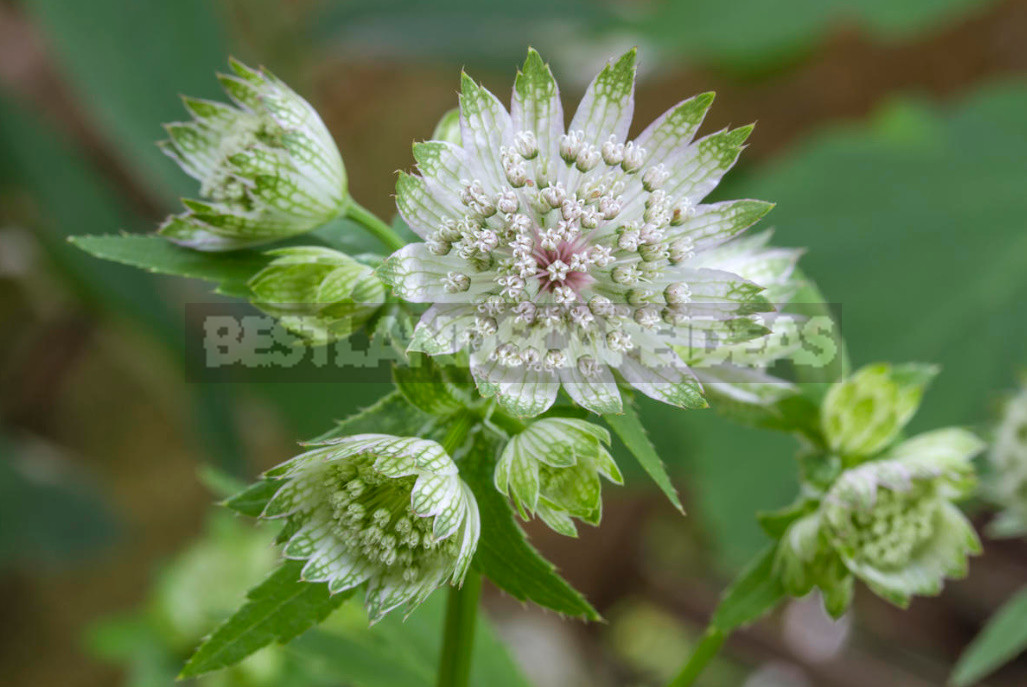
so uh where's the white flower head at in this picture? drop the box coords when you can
[380,49,779,417]
[494,418,622,536]
[262,434,479,621]
[159,59,348,251]
[248,247,385,345]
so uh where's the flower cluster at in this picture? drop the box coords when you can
[774,364,982,614]
[986,383,1027,537]
[380,49,787,417]
[494,417,622,536]
[262,435,479,621]
[248,246,385,344]
[160,59,348,251]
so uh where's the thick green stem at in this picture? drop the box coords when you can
[666,627,727,687]
[436,569,482,687]
[345,200,406,252]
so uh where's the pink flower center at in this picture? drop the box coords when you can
[533,237,594,294]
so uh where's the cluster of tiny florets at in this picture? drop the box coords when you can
[423,127,697,377]
[834,483,938,570]
[325,465,455,584]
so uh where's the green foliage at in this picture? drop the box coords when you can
[0,436,118,568]
[22,0,227,197]
[951,586,1027,687]
[463,429,601,620]
[289,590,531,687]
[604,399,685,514]
[181,560,354,678]
[734,81,1027,432]
[634,0,999,71]
[70,235,271,298]
[710,546,785,631]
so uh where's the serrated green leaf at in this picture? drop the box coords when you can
[462,430,600,620]
[951,586,1027,687]
[711,545,785,632]
[603,401,685,513]
[308,390,435,443]
[180,560,353,678]
[70,235,271,298]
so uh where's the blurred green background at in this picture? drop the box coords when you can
[1,0,1025,685]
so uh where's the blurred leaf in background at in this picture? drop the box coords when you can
[20,0,228,198]
[0,434,118,569]
[634,0,1001,72]
[88,509,529,687]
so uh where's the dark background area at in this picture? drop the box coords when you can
[1,0,1026,685]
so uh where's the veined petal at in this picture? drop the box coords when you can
[663,125,754,205]
[560,360,624,415]
[378,243,484,302]
[407,304,478,355]
[632,92,715,168]
[568,49,637,146]
[665,200,774,252]
[511,48,565,164]
[458,73,513,191]
[395,171,463,240]
[621,355,708,410]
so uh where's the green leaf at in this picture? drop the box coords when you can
[309,390,435,443]
[951,586,1027,687]
[290,588,530,687]
[70,235,271,298]
[711,545,786,632]
[603,400,684,514]
[734,81,1027,434]
[462,430,600,620]
[180,560,353,678]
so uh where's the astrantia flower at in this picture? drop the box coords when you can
[262,434,479,621]
[987,384,1027,537]
[160,59,348,251]
[380,49,780,417]
[777,428,983,612]
[249,247,385,344]
[821,428,982,605]
[494,418,622,536]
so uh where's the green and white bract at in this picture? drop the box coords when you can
[249,247,385,345]
[380,48,780,418]
[159,59,348,251]
[987,384,1027,537]
[262,434,479,621]
[822,362,937,462]
[677,230,803,405]
[494,418,622,536]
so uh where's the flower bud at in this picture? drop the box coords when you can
[432,107,462,145]
[248,247,384,344]
[821,363,937,461]
[159,59,348,251]
[494,418,622,536]
[820,428,982,606]
[263,434,480,621]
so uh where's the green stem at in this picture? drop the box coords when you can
[666,628,727,687]
[345,200,406,252]
[436,569,482,687]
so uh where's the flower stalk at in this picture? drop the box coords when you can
[346,199,408,253]
[436,569,483,687]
